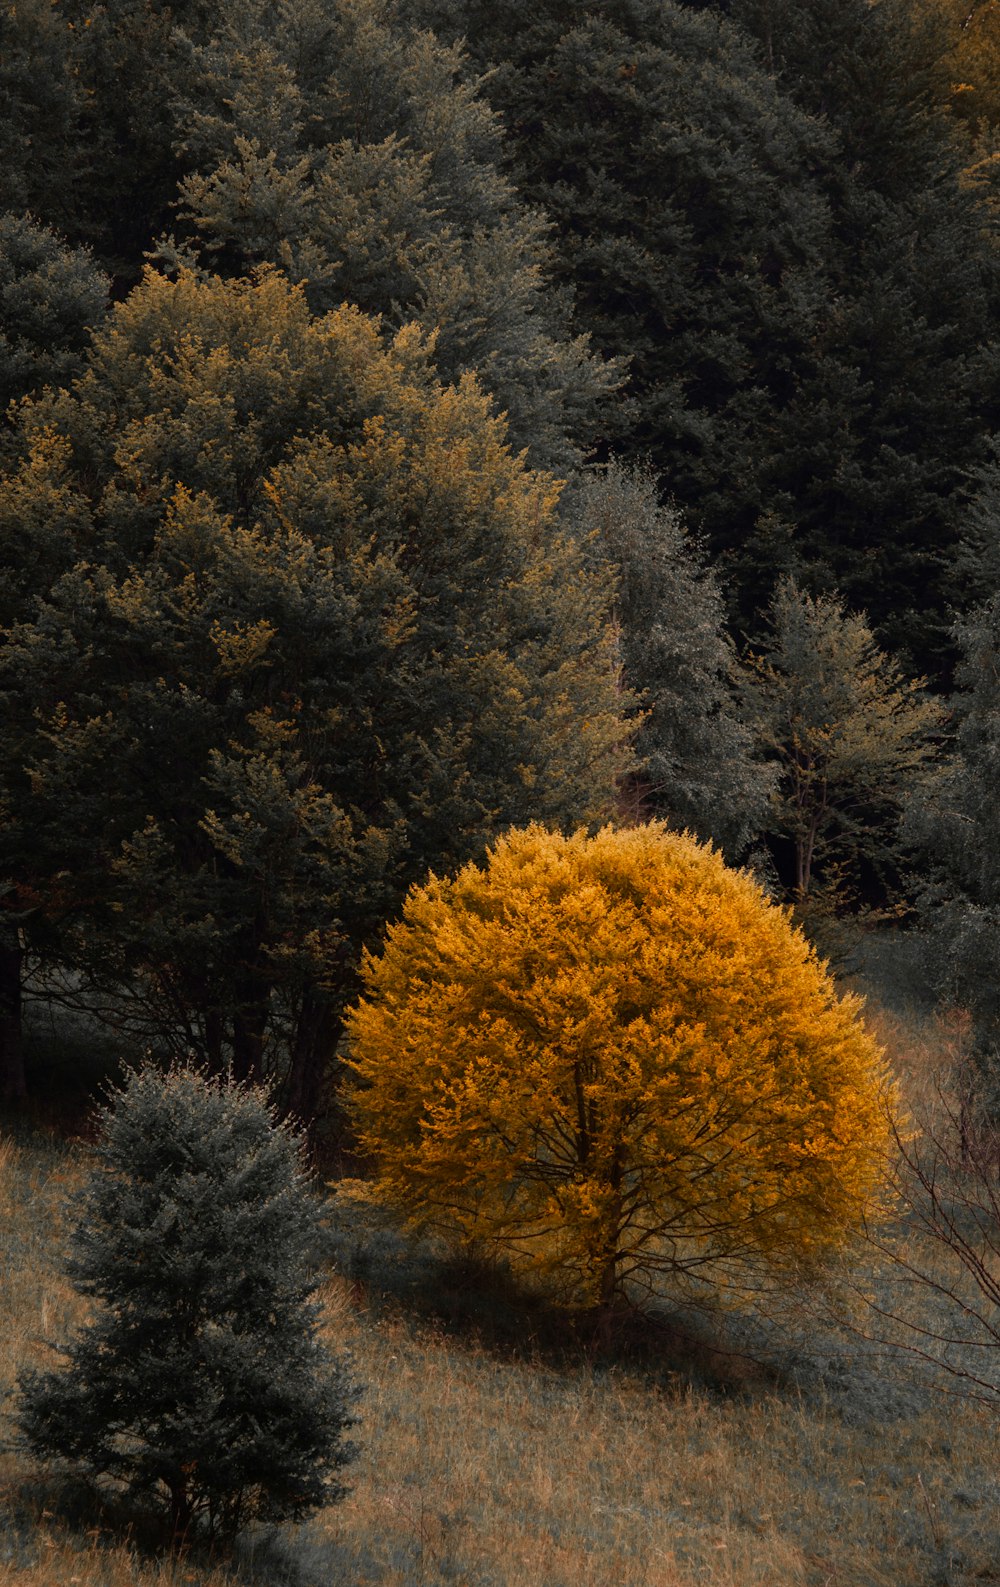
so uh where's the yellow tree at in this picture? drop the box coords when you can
[346,823,893,1320]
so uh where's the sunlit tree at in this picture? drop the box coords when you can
[346,823,892,1321]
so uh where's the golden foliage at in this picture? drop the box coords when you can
[346,824,894,1308]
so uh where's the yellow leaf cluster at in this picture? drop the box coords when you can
[346,824,894,1307]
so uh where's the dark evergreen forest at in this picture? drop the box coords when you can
[4,0,1000,1130]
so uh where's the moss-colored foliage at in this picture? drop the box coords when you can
[0,265,630,1113]
[346,823,892,1312]
[0,213,108,414]
[739,580,943,906]
[16,1063,358,1541]
[568,462,772,857]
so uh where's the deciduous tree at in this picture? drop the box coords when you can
[346,823,892,1323]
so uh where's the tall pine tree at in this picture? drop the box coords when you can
[0,265,632,1115]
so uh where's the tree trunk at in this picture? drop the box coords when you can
[593,1167,624,1356]
[287,990,341,1136]
[0,938,27,1105]
[231,1010,265,1084]
[203,1006,224,1074]
[168,1478,194,1548]
[231,965,268,1085]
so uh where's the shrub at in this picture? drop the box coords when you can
[346,823,893,1316]
[17,1063,358,1542]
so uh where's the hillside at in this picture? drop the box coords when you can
[1,991,999,1587]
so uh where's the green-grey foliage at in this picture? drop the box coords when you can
[569,462,772,856]
[738,580,943,907]
[409,0,1000,676]
[909,597,1000,1106]
[17,1063,358,1541]
[0,265,631,1116]
[0,214,108,414]
[166,0,616,470]
[730,0,1000,671]
[0,0,86,228]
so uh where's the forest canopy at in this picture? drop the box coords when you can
[1,0,997,1125]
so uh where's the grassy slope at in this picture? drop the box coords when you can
[1,991,1000,1585]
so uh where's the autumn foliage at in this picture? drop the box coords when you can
[346,824,893,1311]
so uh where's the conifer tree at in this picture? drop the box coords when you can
[730,0,1000,669]
[17,1063,357,1541]
[569,463,771,855]
[738,580,943,908]
[0,215,109,414]
[167,0,616,470]
[0,0,87,228]
[0,265,631,1115]
[413,0,1000,675]
[909,594,1000,1108]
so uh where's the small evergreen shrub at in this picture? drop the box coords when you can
[17,1063,358,1542]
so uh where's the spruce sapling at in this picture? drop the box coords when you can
[17,1063,358,1542]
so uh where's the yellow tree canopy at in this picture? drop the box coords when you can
[346,823,893,1311]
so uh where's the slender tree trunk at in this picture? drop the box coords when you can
[287,990,341,1134]
[794,834,807,900]
[168,1479,194,1549]
[593,1161,624,1355]
[0,938,27,1104]
[229,946,270,1083]
[231,990,267,1085]
[203,1006,224,1074]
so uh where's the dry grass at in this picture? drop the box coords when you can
[298,1278,1000,1587]
[1,994,999,1586]
[864,1000,973,1133]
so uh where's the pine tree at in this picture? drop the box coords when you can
[0,0,87,228]
[0,214,109,415]
[166,0,617,471]
[738,580,943,910]
[17,1063,357,1542]
[569,462,772,855]
[731,0,1000,671]
[909,594,1000,1108]
[402,0,839,605]
[0,265,631,1116]
[412,0,1000,676]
